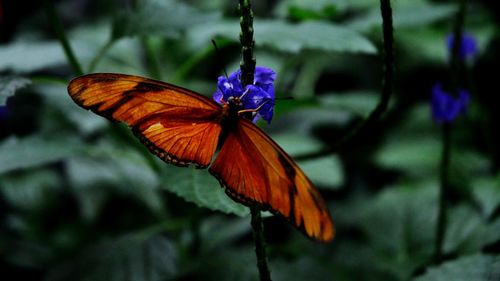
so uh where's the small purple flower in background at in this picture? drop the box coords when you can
[431,83,470,123]
[0,105,8,121]
[213,66,276,123]
[446,33,478,60]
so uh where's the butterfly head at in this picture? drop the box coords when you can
[214,66,276,123]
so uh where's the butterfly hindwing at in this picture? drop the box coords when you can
[209,119,334,242]
[68,73,223,168]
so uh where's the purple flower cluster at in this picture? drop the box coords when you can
[213,66,276,123]
[431,84,470,123]
[430,33,477,123]
[446,33,478,60]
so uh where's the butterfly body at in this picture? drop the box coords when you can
[68,73,334,242]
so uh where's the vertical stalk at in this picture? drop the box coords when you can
[250,206,272,281]
[44,0,83,76]
[434,123,451,261]
[140,36,163,80]
[295,0,394,161]
[239,0,256,86]
[449,0,467,91]
[434,0,467,263]
[238,1,271,280]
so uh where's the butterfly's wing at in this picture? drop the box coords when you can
[68,73,222,168]
[209,119,334,242]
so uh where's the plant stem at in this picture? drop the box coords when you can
[141,36,163,80]
[434,0,467,263]
[434,123,451,262]
[172,40,231,83]
[449,0,467,92]
[88,39,115,73]
[239,0,256,87]
[44,0,83,76]
[295,0,394,161]
[238,1,271,280]
[250,206,272,281]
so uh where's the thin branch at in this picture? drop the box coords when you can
[434,123,452,262]
[44,0,83,76]
[295,0,394,161]
[88,38,115,73]
[250,206,272,281]
[434,0,468,263]
[239,0,256,86]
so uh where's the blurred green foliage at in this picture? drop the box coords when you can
[1,0,499,280]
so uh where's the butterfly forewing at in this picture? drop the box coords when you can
[68,73,222,168]
[209,119,335,242]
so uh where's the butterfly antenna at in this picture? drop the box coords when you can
[211,39,229,79]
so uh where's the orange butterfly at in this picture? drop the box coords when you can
[67,71,334,242]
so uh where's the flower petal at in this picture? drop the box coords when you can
[446,33,478,59]
[254,66,276,85]
[431,83,470,123]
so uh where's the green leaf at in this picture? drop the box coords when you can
[271,107,351,137]
[443,205,489,255]
[0,23,144,73]
[36,83,108,134]
[347,0,457,32]
[375,136,441,175]
[299,157,343,188]
[0,236,53,269]
[0,40,66,72]
[274,0,347,20]
[353,183,438,280]
[46,234,178,281]
[199,216,250,253]
[159,166,249,217]
[112,0,219,39]
[256,20,377,54]
[66,152,164,221]
[188,19,376,54]
[319,91,380,117]
[374,105,490,179]
[471,176,500,219]
[0,135,82,174]
[0,169,61,211]
[272,257,333,281]
[272,133,344,188]
[413,254,500,281]
[69,23,145,73]
[195,246,258,281]
[0,76,31,104]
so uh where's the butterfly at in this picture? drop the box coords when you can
[67,72,334,242]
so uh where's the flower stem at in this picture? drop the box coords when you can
[434,0,467,264]
[449,0,467,91]
[238,1,271,280]
[239,0,256,87]
[44,0,83,76]
[434,123,452,262]
[88,38,115,73]
[250,206,272,281]
[141,36,163,80]
[295,0,394,161]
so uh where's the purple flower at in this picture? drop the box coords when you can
[431,83,470,123]
[446,33,478,60]
[0,105,8,121]
[213,66,276,123]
